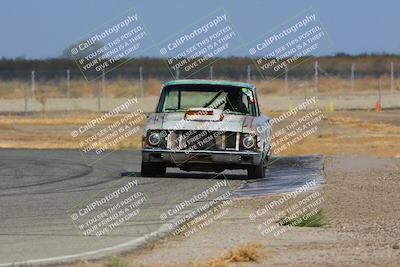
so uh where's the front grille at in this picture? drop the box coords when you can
[225,132,237,150]
[169,130,238,151]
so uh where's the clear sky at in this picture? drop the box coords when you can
[0,0,399,59]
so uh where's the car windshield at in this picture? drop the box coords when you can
[157,84,256,115]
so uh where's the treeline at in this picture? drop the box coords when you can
[0,54,399,81]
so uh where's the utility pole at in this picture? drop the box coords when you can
[314,61,318,98]
[66,69,70,98]
[101,69,105,97]
[284,65,288,95]
[139,66,144,97]
[351,63,355,92]
[97,80,101,112]
[210,66,213,79]
[24,85,28,115]
[390,62,394,94]
[31,70,35,100]
[247,65,251,82]
[377,78,382,111]
[304,81,308,109]
[176,68,180,79]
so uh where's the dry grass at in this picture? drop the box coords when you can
[0,114,116,125]
[253,75,398,95]
[187,243,264,267]
[0,79,163,99]
[59,243,264,267]
[0,76,398,99]
[1,110,400,158]
[326,116,400,134]
[85,243,264,267]
[226,243,263,263]
[104,258,131,267]
[275,112,400,158]
[0,114,144,150]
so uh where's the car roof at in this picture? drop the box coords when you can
[163,79,256,90]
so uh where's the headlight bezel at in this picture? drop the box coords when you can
[147,131,161,146]
[242,133,256,150]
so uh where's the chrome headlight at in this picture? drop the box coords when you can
[148,131,161,146]
[242,134,255,149]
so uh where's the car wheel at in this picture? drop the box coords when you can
[141,162,166,177]
[247,156,267,179]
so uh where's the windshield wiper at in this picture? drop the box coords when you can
[164,108,186,112]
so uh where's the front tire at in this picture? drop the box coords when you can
[247,156,267,179]
[141,162,166,177]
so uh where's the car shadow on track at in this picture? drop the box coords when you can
[121,171,247,180]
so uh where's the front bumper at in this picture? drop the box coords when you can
[142,148,264,167]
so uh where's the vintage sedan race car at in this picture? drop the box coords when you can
[141,80,272,179]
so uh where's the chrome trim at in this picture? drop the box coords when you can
[235,132,240,151]
[142,148,260,155]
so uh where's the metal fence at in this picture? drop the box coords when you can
[0,61,399,113]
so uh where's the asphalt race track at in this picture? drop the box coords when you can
[0,149,324,266]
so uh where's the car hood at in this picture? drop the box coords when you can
[146,112,257,133]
